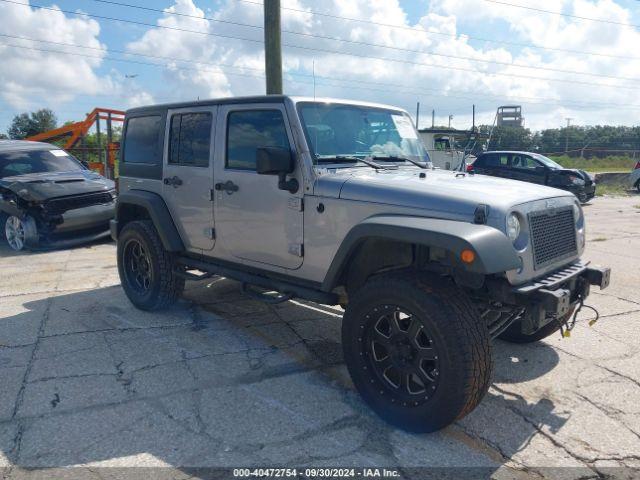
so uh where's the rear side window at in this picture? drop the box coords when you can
[169,112,212,167]
[479,154,509,168]
[123,116,162,164]
[226,110,290,170]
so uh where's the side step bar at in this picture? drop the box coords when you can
[174,257,338,305]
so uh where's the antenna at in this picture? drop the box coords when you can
[312,60,316,100]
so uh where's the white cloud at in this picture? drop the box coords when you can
[3,0,639,131]
[0,1,109,108]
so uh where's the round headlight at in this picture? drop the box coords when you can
[506,213,521,242]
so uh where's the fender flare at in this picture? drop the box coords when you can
[321,215,520,291]
[115,190,184,252]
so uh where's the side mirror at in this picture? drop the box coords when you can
[256,147,294,175]
[535,166,546,173]
[256,147,298,193]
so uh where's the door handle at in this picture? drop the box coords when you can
[215,180,239,194]
[163,176,183,187]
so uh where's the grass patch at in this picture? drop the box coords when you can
[595,184,630,196]
[549,155,636,172]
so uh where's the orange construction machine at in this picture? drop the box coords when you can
[27,108,125,178]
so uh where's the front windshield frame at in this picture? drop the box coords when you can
[533,153,563,169]
[296,101,431,167]
[0,149,86,179]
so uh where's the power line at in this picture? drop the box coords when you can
[4,36,640,111]
[483,0,640,29]
[4,0,640,91]
[82,0,640,82]
[229,0,640,61]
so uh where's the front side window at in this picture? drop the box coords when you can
[226,110,290,170]
[169,112,212,167]
[0,149,84,178]
[124,115,162,164]
[512,155,538,170]
[297,102,430,165]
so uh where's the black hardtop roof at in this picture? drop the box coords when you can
[126,95,289,116]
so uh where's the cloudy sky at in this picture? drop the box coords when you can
[0,0,638,134]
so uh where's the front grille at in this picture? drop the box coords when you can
[45,191,113,215]
[529,207,577,270]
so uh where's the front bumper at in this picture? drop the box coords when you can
[488,261,611,319]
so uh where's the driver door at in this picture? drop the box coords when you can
[213,104,304,270]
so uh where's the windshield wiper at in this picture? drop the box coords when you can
[371,155,429,169]
[316,155,396,171]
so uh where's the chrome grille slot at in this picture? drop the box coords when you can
[528,207,577,270]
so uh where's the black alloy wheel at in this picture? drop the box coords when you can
[123,238,153,293]
[363,305,440,406]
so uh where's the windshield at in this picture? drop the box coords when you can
[533,153,563,169]
[0,149,85,179]
[297,102,431,165]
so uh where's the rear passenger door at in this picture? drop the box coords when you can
[162,106,217,252]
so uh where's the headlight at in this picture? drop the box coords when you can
[506,213,521,242]
[568,175,585,186]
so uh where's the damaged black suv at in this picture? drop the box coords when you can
[0,140,116,251]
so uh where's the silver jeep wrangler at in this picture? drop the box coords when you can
[112,96,610,432]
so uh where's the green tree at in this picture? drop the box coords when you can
[7,109,57,139]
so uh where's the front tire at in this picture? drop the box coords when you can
[117,220,185,311]
[342,272,492,432]
[4,214,38,251]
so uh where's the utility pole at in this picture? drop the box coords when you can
[263,0,283,95]
[448,115,453,128]
[565,117,572,153]
[415,102,420,129]
[431,109,435,128]
[472,104,475,130]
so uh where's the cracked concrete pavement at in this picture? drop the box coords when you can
[0,196,639,479]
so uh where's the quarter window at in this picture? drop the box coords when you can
[123,116,162,164]
[168,113,212,167]
[226,110,290,170]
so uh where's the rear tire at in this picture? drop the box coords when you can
[342,272,492,432]
[498,308,575,344]
[117,220,184,311]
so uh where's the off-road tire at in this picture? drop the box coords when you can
[498,307,575,344]
[635,179,640,193]
[342,271,493,432]
[117,220,184,311]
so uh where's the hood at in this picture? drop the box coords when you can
[315,168,573,220]
[0,170,115,202]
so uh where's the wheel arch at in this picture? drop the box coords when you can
[321,215,521,292]
[115,190,184,252]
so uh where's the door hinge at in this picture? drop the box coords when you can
[287,197,304,212]
[288,243,304,257]
[206,228,216,239]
